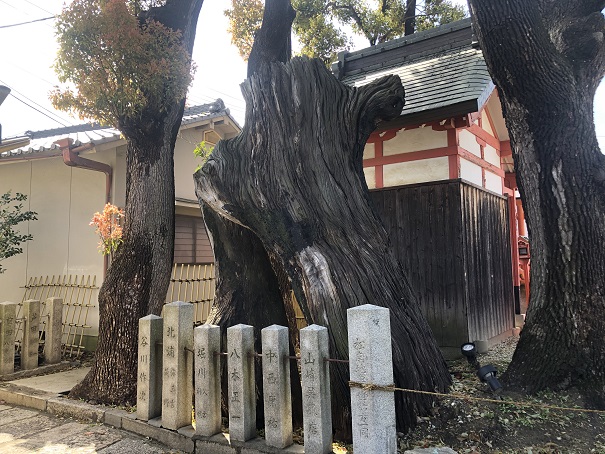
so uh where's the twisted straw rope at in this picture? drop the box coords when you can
[348,381,605,415]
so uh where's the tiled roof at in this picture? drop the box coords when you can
[337,19,494,123]
[344,47,494,118]
[1,100,231,160]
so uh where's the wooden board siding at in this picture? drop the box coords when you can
[460,184,515,341]
[370,180,514,348]
[174,214,214,264]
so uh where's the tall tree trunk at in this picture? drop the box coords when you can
[195,57,451,436]
[201,206,303,427]
[70,0,204,405]
[469,0,605,405]
[404,0,417,35]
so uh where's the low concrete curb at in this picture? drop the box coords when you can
[0,383,308,453]
[0,361,77,382]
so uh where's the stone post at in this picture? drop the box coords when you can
[347,304,396,454]
[0,302,17,375]
[21,299,40,370]
[45,297,63,364]
[137,314,163,421]
[261,325,292,448]
[227,324,256,441]
[300,324,332,454]
[194,324,221,437]
[161,302,194,430]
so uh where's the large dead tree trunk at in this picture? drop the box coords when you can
[469,0,605,405]
[404,0,417,35]
[70,0,204,405]
[195,56,451,435]
[201,206,303,427]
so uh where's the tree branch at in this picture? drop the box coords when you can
[404,0,416,36]
[327,2,371,42]
[534,0,605,82]
[247,0,296,78]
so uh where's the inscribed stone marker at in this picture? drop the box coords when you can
[347,304,396,454]
[21,299,40,370]
[227,324,256,441]
[161,301,193,430]
[300,324,332,454]
[194,324,221,437]
[137,314,163,421]
[45,297,63,364]
[0,302,17,375]
[261,324,292,448]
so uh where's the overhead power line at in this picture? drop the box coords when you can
[22,0,54,16]
[8,93,68,127]
[0,79,75,127]
[0,16,54,29]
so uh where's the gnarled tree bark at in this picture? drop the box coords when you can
[194,56,451,435]
[70,0,204,405]
[469,0,605,405]
[202,206,303,426]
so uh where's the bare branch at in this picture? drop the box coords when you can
[247,0,296,78]
[327,2,370,41]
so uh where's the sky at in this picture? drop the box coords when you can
[0,0,604,151]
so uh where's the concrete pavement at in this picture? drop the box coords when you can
[0,367,306,453]
[0,402,183,453]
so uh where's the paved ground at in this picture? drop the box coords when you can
[7,368,91,394]
[0,402,182,453]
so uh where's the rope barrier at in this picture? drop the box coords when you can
[348,381,605,415]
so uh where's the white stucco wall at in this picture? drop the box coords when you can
[383,157,449,187]
[0,156,106,337]
[0,159,31,304]
[481,110,495,137]
[485,171,503,195]
[174,128,207,201]
[459,129,481,157]
[383,127,447,156]
[363,167,376,189]
[484,144,500,167]
[459,158,483,187]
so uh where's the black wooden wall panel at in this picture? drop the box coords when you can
[370,180,514,348]
[460,185,514,341]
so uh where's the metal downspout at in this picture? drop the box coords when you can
[55,138,113,277]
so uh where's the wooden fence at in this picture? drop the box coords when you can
[16,275,97,358]
[166,263,308,330]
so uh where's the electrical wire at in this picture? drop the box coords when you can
[0,79,76,127]
[0,16,54,29]
[22,0,54,16]
[8,93,68,127]
[3,61,58,87]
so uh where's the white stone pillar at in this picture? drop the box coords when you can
[137,314,163,421]
[347,304,396,454]
[0,302,17,375]
[194,324,221,437]
[161,302,194,430]
[300,324,332,454]
[227,324,256,441]
[45,297,63,364]
[21,299,40,370]
[261,325,292,448]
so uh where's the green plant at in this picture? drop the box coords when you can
[0,191,37,273]
[193,140,214,171]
